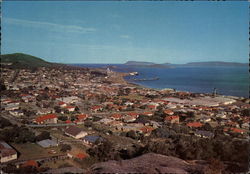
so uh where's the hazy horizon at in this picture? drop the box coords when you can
[2,1,248,64]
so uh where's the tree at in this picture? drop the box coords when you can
[60,144,72,152]
[0,83,6,91]
[204,158,225,174]
[126,130,137,139]
[58,116,67,121]
[36,131,50,141]
[202,123,213,132]
[54,106,62,113]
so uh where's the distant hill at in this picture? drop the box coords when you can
[124,61,172,68]
[182,61,248,67]
[1,53,55,69]
[124,61,248,68]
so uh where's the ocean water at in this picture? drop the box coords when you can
[73,64,249,98]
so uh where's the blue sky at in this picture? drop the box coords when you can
[2,1,249,64]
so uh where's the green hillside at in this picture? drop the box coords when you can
[0,53,53,68]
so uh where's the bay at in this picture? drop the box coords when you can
[72,64,249,98]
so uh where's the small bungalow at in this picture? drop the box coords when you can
[9,110,24,117]
[164,116,179,124]
[35,114,58,124]
[186,122,203,128]
[91,105,103,112]
[65,106,75,112]
[194,130,214,138]
[82,135,103,145]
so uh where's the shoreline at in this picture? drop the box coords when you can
[120,72,247,100]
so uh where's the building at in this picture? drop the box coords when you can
[64,126,87,139]
[9,110,24,117]
[186,122,203,128]
[164,116,179,124]
[37,139,58,148]
[194,130,214,138]
[111,113,122,120]
[35,114,58,124]
[22,160,38,168]
[164,109,174,116]
[91,105,103,112]
[65,106,75,112]
[82,135,103,145]
[0,141,17,163]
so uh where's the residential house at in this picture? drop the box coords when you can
[186,122,203,128]
[224,127,245,134]
[35,114,58,124]
[164,109,174,116]
[199,116,211,123]
[165,116,179,124]
[59,101,67,108]
[77,114,88,122]
[65,106,75,112]
[9,110,24,117]
[111,113,122,120]
[20,94,35,103]
[194,130,214,138]
[139,126,155,136]
[0,141,17,163]
[37,108,54,115]
[76,152,88,160]
[142,112,153,117]
[147,105,158,110]
[65,126,87,139]
[123,115,137,123]
[91,105,103,112]
[58,96,80,104]
[82,135,103,145]
[22,160,39,168]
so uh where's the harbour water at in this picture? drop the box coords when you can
[73,64,249,98]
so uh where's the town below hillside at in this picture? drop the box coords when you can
[0,54,249,173]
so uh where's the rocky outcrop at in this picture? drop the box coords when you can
[89,153,207,174]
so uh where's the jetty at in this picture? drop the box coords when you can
[132,77,159,81]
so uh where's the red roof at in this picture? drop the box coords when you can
[77,114,88,120]
[111,113,122,119]
[22,160,38,168]
[36,114,57,123]
[143,112,153,116]
[65,106,75,109]
[76,152,87,159]
[164,110,174,115]
[20,94,29,97]
[165,115,179,121]
[147,105,157,109]
[186,122,203,128]
[127,113,139,117]
[224,127,245,134]
[59,101,66,105]
[140,126,154,133]
[91,105,102,110]
[65,120,72,124]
